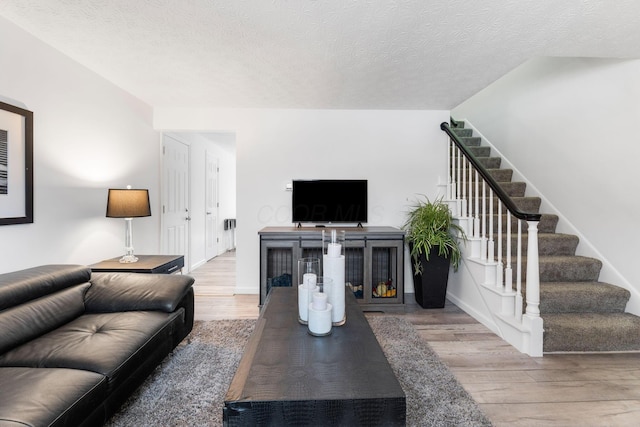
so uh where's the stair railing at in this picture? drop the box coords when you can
[440,121,543,356]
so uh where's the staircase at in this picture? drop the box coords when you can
[448,122,640,353]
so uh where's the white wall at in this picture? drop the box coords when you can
[155,108,450,294]
[0,17,159,273]
[454,57,640,311]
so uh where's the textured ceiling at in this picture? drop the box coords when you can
[2,0,640,110]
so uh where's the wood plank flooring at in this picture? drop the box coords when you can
[190,251,640,426]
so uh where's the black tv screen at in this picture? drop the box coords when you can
[292,180,367,224]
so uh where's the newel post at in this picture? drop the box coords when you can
[523,220,543,356]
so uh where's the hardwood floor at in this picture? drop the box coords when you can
[191,251,640,426]
[191,250,259,320]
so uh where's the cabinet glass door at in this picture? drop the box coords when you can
[345,244,365,300]
[260,241,294,304]
[367,240,403,304]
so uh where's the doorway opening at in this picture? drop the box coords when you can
[161,131,236,273]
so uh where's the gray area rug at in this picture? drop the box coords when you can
[107,317,491,426]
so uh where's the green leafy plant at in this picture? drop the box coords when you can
[403,195,466,274]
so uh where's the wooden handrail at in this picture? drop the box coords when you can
[440,122,541,222]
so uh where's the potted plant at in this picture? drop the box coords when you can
[403,195,466,308]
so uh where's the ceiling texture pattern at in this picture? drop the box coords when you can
[1,0,640,110]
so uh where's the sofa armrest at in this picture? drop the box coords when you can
[85,272,195,313]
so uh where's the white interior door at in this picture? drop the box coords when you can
[205,150,218,260]
[162,135,190,270]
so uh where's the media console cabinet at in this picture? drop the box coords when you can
[259,226,405,310]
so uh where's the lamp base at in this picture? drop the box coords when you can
[119,254,139,263]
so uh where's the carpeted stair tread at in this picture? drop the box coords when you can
[538,233,580,256]
[488,168,513,182]
[538,255,602,282]
[490,213,558,233]
[492,195,541,213]
[540,282,630,313]
[500,233,579,256]
[543,312,640,352]
[477,157,501,169]
[467,146,491,157]
[464,195,541,213]
[452,128,472,137]
[498,181,526,197]
[516,256,602,282]
[460,136,481,146]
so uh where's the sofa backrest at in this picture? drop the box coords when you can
[0,265,92,354]
[0,283,90,354]
[0,265,91,311]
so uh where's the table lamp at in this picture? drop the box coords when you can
[106,186,151,263]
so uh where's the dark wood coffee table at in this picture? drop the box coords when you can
[223,287,406,426]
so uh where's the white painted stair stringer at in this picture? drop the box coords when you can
[447,233,542,356]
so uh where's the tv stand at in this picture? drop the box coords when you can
[259,226,405,310]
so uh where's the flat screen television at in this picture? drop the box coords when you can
[292,179,368,225]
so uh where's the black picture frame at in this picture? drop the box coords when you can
[0,101,33,225]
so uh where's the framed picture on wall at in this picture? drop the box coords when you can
[0,101,33,225]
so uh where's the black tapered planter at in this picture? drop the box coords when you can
[411,246,452,309]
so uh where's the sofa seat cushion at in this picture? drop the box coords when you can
[0,310,182,393]
[0,367,107,427]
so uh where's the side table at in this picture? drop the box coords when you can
[90,255,184,274]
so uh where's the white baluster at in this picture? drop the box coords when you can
[480,180,487,261]
[453,146,463,217]
[515,219,523,320]
[456,146,461,214]
[447,138,457,202]
[461,155,467,218]
[504,210,512,292]
[496,199,503,289]
[488,189,495,263]
[468,159,473,220]
[474,170,480,239]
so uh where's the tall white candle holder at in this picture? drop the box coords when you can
[308,291,332,336]
[297,257,320,324]
[323,229,346,326]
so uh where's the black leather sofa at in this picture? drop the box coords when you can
[0,264,195,426]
